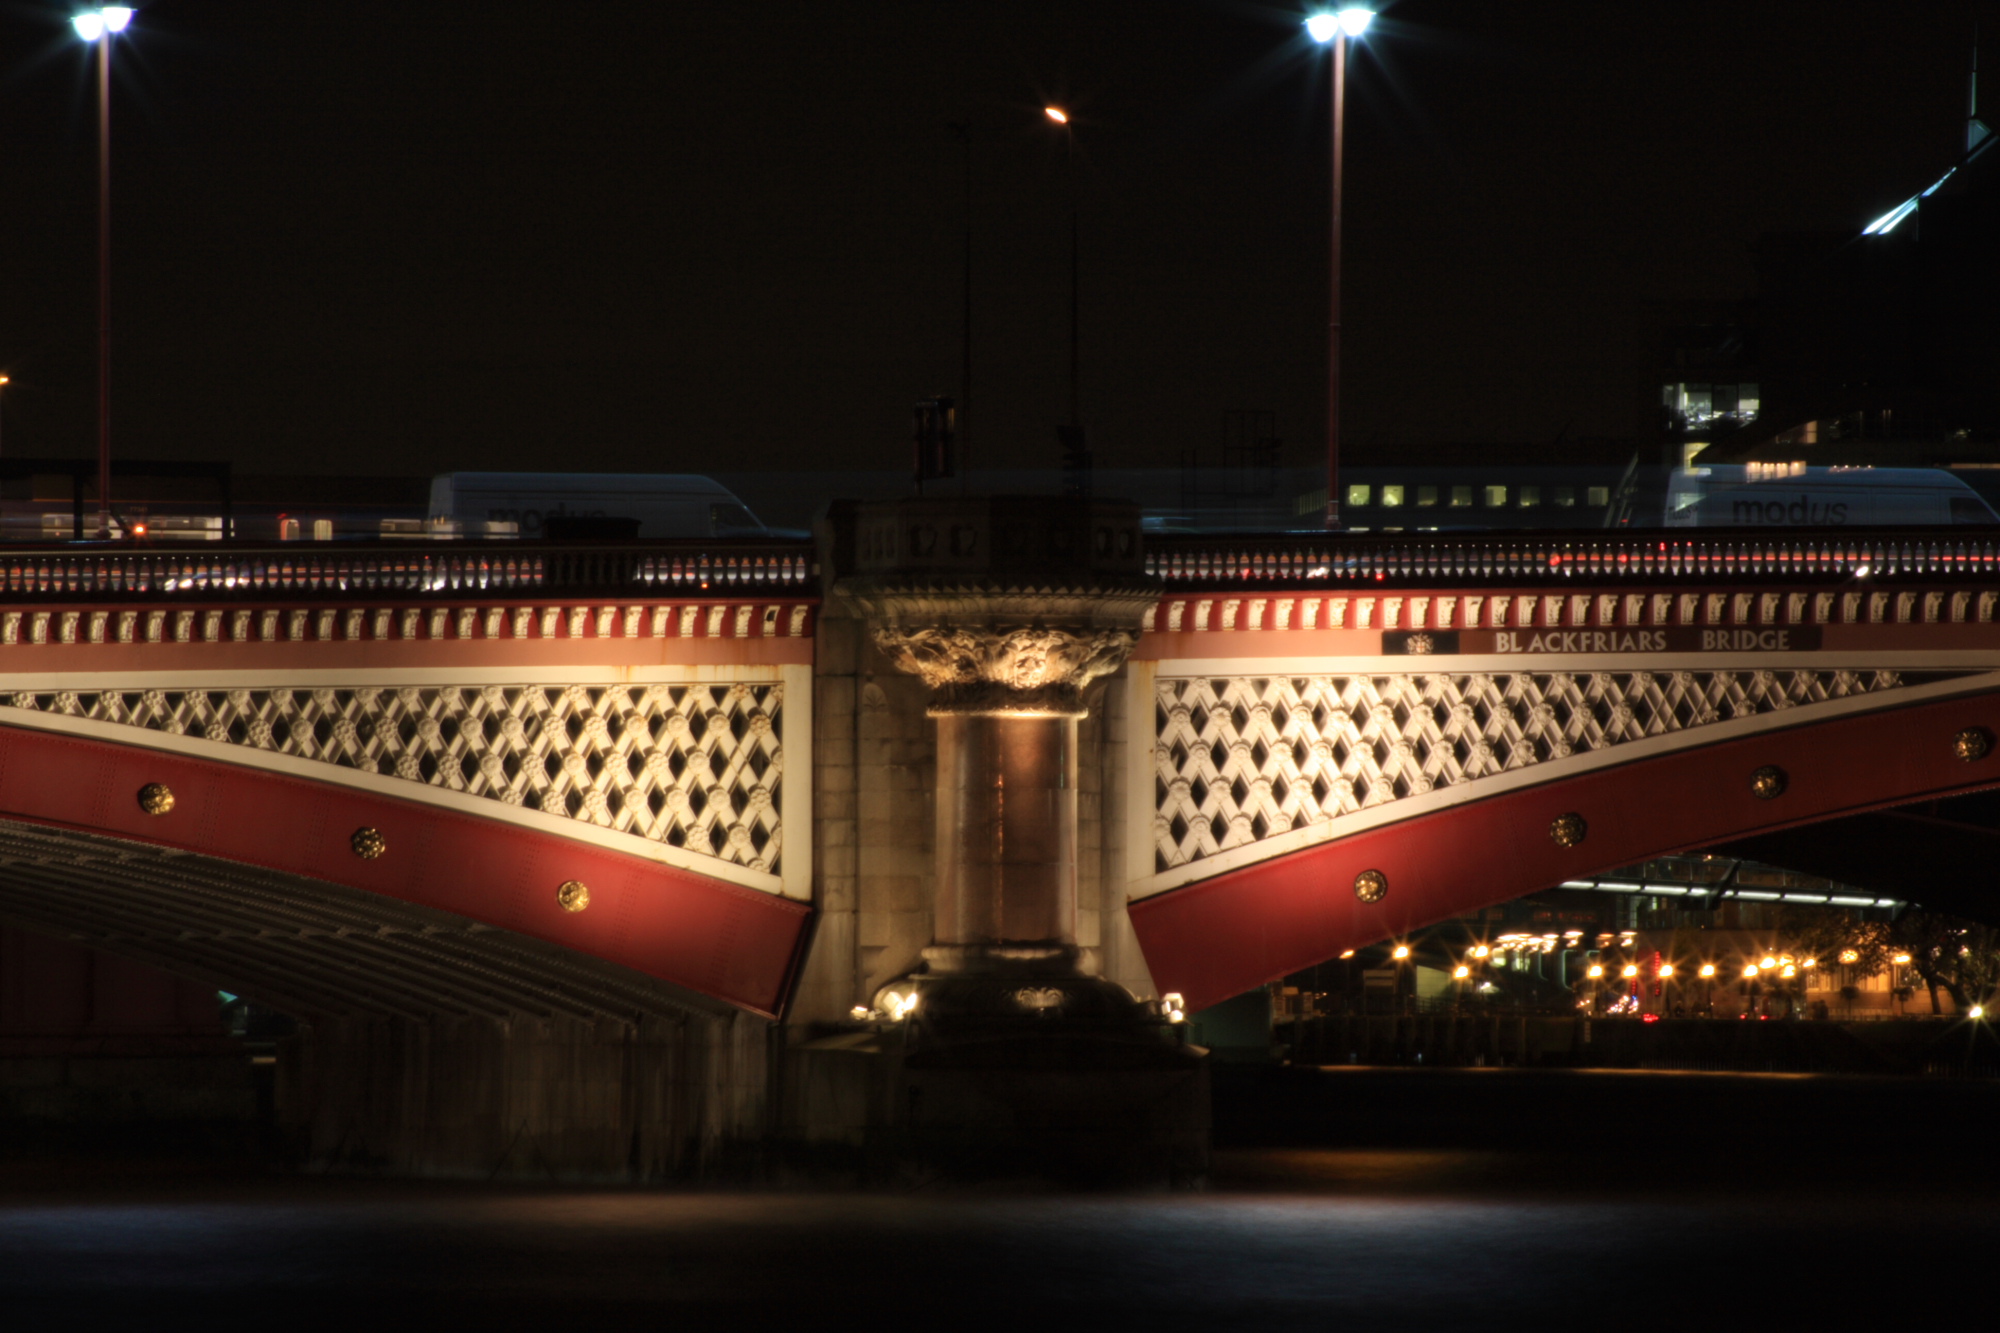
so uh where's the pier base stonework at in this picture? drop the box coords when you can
[783,497,1205,1184]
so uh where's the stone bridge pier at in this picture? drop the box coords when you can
[783,497,1206,1182]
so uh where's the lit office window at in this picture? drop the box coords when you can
[1381,485,1405,508]
[1346,484,1371,508]
[1518,486,1540,508]
[1484,485,1507,508]
[1417,486,1438,507]
[1450,486,1473,508]
[1587,486,1609,506]
[1554,488,1575,508]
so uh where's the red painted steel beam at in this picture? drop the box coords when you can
[1130,687,2000,1012]
[0,726,808,1017]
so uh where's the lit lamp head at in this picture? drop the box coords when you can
[1043,106,1069,125]
[1698,963,1716,978]
[1306,6,1374,43]
[1658,963,1674,979]
[1391,943,1410,960]
[1585,964,1603,979]
[72,6,134,41]
[1621,964,1639,979]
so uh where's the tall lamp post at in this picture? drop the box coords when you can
[74,6,134,540]
[1045,106,1089,496]
[0,375,9,458]
[1306,6,1374,530]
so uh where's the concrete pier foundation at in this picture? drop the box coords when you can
[277,1012,771,1181]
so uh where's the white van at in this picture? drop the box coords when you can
[1663,465,1998,527]
[427,473,769,539]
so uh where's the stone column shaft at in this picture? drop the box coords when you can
[934,713,1077,949]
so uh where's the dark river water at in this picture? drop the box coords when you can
[4,1070,1994,1329]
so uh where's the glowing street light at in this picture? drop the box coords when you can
[1305,5,1375,527]
[1698,964,1716,978]
[71,5,132,40]
[1585,964,1603,979]
[1658,963,1675,979]
[73,5,135,539]
[1453,964,1471,980]
[1621,964,1639,979]
[1042,104,1087,493]
[1971,1004,1986,1020]
[1742,964,1760,979]
[0,373,9,457]
[1391,943,1410,960]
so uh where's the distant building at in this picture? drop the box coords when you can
[1669,40,1999,466]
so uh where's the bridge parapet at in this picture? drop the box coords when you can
[0,537,815,601]
[1147,528,2000,588]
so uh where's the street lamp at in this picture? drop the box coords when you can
[0,374,9,458]
[1306,5,1374,529]
[74,5,134,540]
[1044,105,1088,496]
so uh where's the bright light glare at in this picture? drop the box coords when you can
[1453,965,1471,980]
[1336,5,1375,36]
[1586,964,1603,979]
[1305,13,1340,42]
[1391,944,1410,959]
[1622,964,1639,979]
[1470,945,1490,958]
[1761,956,1778,969]
[1658,963,1674,979]
[1699,964,1716,978]
[1044,106,1068,125]
[1743,965,1759,978]
[1972,1005,1986,1020]
[73,7,131,40]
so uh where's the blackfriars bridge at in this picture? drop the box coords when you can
[3,509,1997,1175]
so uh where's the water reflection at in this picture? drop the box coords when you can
[1,1143,1990,1326]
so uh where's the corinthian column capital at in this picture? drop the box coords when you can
[829,494,1160,718]
[871,624,1138,717]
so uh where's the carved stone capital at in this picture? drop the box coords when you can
[828,495,1161,718]
[872,624,1138,717]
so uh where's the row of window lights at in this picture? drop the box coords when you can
[1345,484,1612,511]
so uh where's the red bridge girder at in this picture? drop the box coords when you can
[1129,685,2000,1012]
[0,725,808,1017]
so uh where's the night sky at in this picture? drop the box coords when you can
[0,1,1989,481]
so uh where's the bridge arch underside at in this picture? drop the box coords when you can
[1130,682,2000,1012]
[0,725,809,1020]
[0,823,735,1023]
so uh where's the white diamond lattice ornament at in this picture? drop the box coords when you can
[7,683,783,873]
[1153,670,1934,873]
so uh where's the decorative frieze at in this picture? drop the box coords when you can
[2,682,785,873]
[1152,668,1950,873]
[0,600,814,647]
